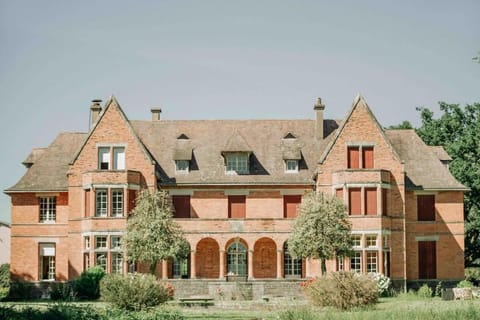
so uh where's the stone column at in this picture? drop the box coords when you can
[248,250,254,280]
[219,250,225,279]
[190,250,196,279]
[162,260,168,279]
[276,250,283,278]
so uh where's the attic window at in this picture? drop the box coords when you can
[285,160,299,173]
[283,132,297,139]
[225,153,249,174]
[177,134,189,140]
[175,160,189,174]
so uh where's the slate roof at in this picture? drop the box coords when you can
[6,133,87,192]
[429,146,453,161]
[22,148,46,168]
[131,119,338,186]
[385,130,467,190]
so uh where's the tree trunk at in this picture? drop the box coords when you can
[149,261,157,275]
[321,258,327,275]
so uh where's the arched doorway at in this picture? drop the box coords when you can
[283,242,303,278]
[196,238,219,278]
[253,238,277,278]
[226,241,247,277]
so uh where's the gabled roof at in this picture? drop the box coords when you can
[319,95,401,164]
[385,130,467,190]
[222,131,253,154]
[70,95,155,166]
[5,132,87,192]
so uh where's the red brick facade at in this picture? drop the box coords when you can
[6,96,466,288]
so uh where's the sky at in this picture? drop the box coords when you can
[0,0,478,223]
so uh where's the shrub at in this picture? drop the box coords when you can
[74,266,106,300]
[0,264,9,288]
[303,271,378,310]
[435,281,443,297]
[457,279,474,288]
[278,307,317,320]
[50,282,75,301]
[465,267,480,286]
[105,307,184,320]
[368,272,392,297]
[417,283,433,298]
[100,273,171,311]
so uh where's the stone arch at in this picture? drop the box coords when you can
[225,238,248,277]
[171,242,191,279]
[253,237,277,278]
[196,237,219,279]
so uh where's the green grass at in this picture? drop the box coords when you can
[1,296,480,320]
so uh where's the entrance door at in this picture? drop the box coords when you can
[418,241,436,279]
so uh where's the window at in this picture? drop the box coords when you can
[175,160,189,173]
[418,241,436,279]
[113,147,125,170]
[111,253,123,274]
[95,190,108,217]
[111,236,121,250]
[226,153,249,174]
[284,243,302,277]
[228,195,246,218]
[352,235,362,247]
[366,235,377,248]
[336,256,345,271]
[227,242,247,276]
[285,160,299,173]
[382,235,390,249]
[112,189,124,217]
[83,253,90,271]
[362,147,374,169]
[283,195,302,218]
[39,244,55,280]
[347,145,374,169]
[366,252,378,273]
[84,236,90,250]
[98,146,125,170]
[95,236,107,249]
[347,146,360,168]
[417,195,435,221]
[173,257,190,279]
[365,188,377,215]
[348,188,361,215]
[172,195,191,218]
[39,197,56,222]
[350,252,362,273]
[96,253,107,271]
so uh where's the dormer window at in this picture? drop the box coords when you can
[225,153,249,174]
[175,160,189,173]
[285,159,299,173]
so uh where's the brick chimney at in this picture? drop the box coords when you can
[314,97,325,140]
[90,99,102,129]
[151,107,162,121]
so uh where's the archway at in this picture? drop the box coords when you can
[283,242,303,278]
[226,240,247,277]
[196,238,219,278]
[253,238,277,278]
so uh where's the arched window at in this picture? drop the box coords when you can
[284,242,302,278]
[227,242,247,276]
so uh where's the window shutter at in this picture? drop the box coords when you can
[347,147,360,168]
[362,147,374,169]
[349,188,361,215]
[229,196,246,218]
[284,195,301,218]
[173,195,191,218]
[365,188,377,215]
[417,195,435,221]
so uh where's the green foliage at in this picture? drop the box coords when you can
[303,271,378,310]
[435,281,443,297]
[457,280,474,288]
[10,281,35,300]
[124,190,190,273]
[74,266,106,300]
[415,102,480,266]
[0,263,9,287]
[288,191,352,274]
[50,282,75,301]
[387,120,413,129]
[100,273,171,311]
[104,307,184,320]
[417,284,433,298]
[465,267,480,286]
[0,287,8,301]
[278,307,317,320]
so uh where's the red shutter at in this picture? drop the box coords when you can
[417,195,435,221]
[128,190,137,213]
[229,196,246,218]
[172,195,191,218]
[347,147,360,168]
[362,147,374,169]
[284,195,302,218]
[85,190,91,217]
[349,188,361,215]
[418,241,436,279]
[365,188,377,215]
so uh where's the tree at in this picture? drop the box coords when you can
[415,102,480,266]
[387,120,413,130]
[288,191,353,275]
[123,189,190,274]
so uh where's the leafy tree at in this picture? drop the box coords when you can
[387,120,413,130]
[288,191,353,275]
[415,102,480,266]
[123,189,190,274]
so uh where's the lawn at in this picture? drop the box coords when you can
[1,296,479,320]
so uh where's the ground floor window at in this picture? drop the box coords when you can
[111,253,123,274]
[336,256,345,271]
[350,251,362,273]
[283,243,302,277]
[227,242,247,276]
[173,257,190,279]
[96,253,107,271]
[366,251,378,273]
[39,243,55,280]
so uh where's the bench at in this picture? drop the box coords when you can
[178,296,214,307]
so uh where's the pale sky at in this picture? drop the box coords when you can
[0,0,479,223]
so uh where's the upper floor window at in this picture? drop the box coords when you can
[226,153,249,174]
[175,160,189,174]
[172,195,191,218]
[284,195,302,218]
[417,194,435,221]
[98,146,125,170]
[285,160,299,173]
[347,145,374,169]
[39,197,56,223]
[111,235,122,250]
[351,235,362,248]
[112,189,124,217]
[95,236,107,250]
[96,189,108,217]
[228,195,246,218]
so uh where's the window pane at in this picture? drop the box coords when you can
[39,243,55,280]
[112,189,124,217]
[95,236,107,249]
[176,160,189,172]
[366,252,378,273]
[226,153,249,174]
[96,190,108,217]
[351,235,362,247]
[366,235,377,247]
[98,147,110,170]
[285,160,298,172]
[111,253,123,274]
[227,242,247,276]
[96,253,107,271]
[113,147,125,170]
[39,197,56,222]
[111,236,121,249]
[284,243,302,277]
[350,252,362,273]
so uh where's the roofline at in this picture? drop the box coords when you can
[4,188,67,195]
[160,182,315,187]
[407,187,470,192]
[0,221,10,228]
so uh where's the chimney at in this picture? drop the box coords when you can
[90,99,102,129]
[314,97,325,140]
[151,107,162,121]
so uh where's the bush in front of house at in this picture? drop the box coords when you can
[417,283,433,298]
[100,273,171,311]
[368,272,392,297]
[465,267,480,286]
[302,271,378,310]
[0,263,9,301]
[74,266,106,300]
[457,279,474,288]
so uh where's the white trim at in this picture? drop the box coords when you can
[415,236,439,241]
[169,189,194,196]
[414,190,438,195]
[96,143,128,147]
[280,189,305,195]
[224,190,250,196]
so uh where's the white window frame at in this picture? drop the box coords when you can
[113,147,125,170]
[285,159,299,173]
[366,251,378,273]
[95,189,108,217]
[96,253,107,271]
[84,236,90,250]
[350,251,362,273]
[39,197,56,223]
[111,189,124,217]
[39,243,55,281]
[351,234,362,248]
[225,153,249,174]
[175,160,190,174]
[111,253,123,274]
[366,235,377,248]
[95,236,107,250]
[111,235,121,250]
[98,147,110,170]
